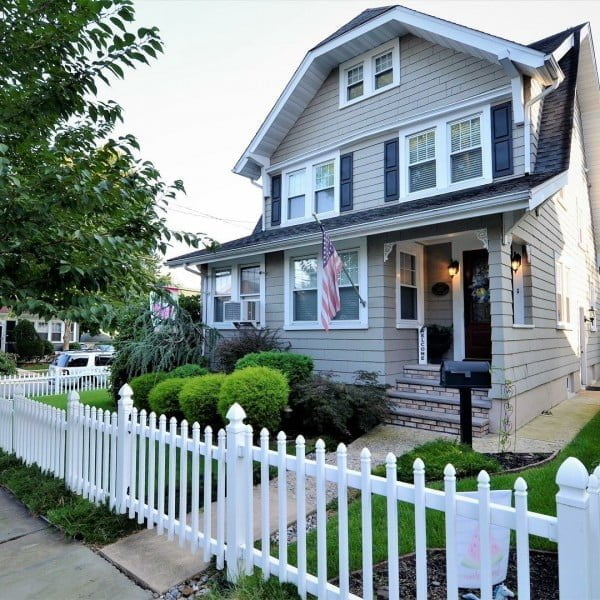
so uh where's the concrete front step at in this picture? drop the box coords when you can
[387,389,492,411]
[387,406,490,437]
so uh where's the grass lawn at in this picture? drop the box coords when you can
[36,389,115,412]
[18,363,49,372]
[288,410,600,579]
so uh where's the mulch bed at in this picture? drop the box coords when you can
[340,549,558,599]
[485,452,555,472]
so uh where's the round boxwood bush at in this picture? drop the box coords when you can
[148,377,188,419]
[179,374,227,430]
[217,366,289,432]
[234,351,313,392]
[167,364,209,379]
[129,372,168,411]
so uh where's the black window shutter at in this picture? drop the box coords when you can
[384,139,399,202]
[340,153,353,212]
[491,102,513,177]
[270,174,281,226]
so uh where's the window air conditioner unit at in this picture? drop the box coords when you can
[223,301,241,322]
[241,299,260,322]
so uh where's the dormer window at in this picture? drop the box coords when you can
[374,51,393,89]
[346,64,364,101]
[339,39,400,108]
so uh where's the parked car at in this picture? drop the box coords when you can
[48,351,113,388]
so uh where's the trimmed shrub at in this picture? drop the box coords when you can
[179,374,227,430]
[129,372,168,411]
[0,352,17,375]
[15,319,45,361]
[69,342,82,350]
[42,340,55,357]
[214,328,287,373]
[234,352,313,394]
[291,371,387,443]
[218,367,289,432]
[167,364,209,379]
[148,377,187,419]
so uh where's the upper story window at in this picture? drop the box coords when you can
[279,154,339,224]
[346,65,364,101]
[400,107,492,200]
[450,116,482,183]
[339,39,400,108]
[408,130,436,193]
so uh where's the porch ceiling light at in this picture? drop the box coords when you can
[511,252,522,273]
[448,260,459,278]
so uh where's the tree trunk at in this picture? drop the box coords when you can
[63,320,72,351]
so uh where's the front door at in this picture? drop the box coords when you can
[463,249,491,359]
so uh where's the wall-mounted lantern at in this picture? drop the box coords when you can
[584,306,596,326]
[510,252,522,273]
[448,260,460,279]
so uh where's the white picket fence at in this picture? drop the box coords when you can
[0,384,598,599]
[0,368,109,398]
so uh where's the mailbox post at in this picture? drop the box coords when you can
[440,360,491,446]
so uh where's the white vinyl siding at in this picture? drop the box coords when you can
[450,116,483,183]
[408,130,436,192]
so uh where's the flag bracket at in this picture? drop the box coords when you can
[312,213,367,308]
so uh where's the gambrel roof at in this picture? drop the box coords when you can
[233,4,566,180]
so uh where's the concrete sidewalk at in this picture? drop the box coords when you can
[0,488,151,600]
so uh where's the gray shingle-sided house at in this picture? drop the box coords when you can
[168,6,600,435]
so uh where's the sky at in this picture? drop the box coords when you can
[108,0,600,289]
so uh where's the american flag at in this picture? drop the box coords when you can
[320,228,344,331]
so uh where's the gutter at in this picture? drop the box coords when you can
[167,189,530,267]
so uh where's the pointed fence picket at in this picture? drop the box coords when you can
[1,387,599,599]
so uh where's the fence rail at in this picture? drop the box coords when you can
[0,384,598,599]
[0,368,109,398]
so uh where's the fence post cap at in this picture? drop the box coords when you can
[589,473,600,493]
[295,434,305,446]
[225,402,246,423]
[514,476,527,492]
[67,390,80,405]
[118,383,134,407]
[413,457,425,473]
[556,456,589,490]
[477,470,490,485]
[444,463,456,478]
[360,447,371,460]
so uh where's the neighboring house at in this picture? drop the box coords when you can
[0,308,79,353]
[168,6,600,434]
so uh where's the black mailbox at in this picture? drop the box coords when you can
[440,360,491,446]
[440,360,491,389]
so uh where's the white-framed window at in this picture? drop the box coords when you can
[50,322,62,342]
[279,154,339,224]
[213,269,232,323]
[284,238,368,330]
[339,39,400,108]
[286,169,306,220]
[399,107,492,200]
[555,254,571,328]
[35,321,49,341]
[346,64,364,102]
[396,243,424,328]
[449,116,482,183]
[208,259,266,328]
[408,129,436,193]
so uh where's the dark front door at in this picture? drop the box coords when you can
[5,320,16,353]
[463,249,491,360]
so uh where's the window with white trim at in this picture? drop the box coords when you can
[408,130,436,193]
[346,64,364,101]
[555,257,571,327]
[286,169,306,220]
[213,269,232,323]
[285,240,368,329]
[51,322,62,342]
[240,266,260,301]
[396,243,423,328]
[449,116,482,183]
[314,161,335,214]
[339,39,400,107]
[35,321,49,341]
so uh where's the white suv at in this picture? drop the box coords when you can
[48,351,113,388]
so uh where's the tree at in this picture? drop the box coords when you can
[0,0,210,332]
[14,319,45,361]
[178,294,202,323]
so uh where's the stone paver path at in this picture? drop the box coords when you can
[0,488,151,600]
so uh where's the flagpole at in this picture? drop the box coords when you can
[312,213,366,308]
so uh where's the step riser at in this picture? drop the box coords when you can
[386,414,489,437]
[387,397,489,419]
[395,383,489,400]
